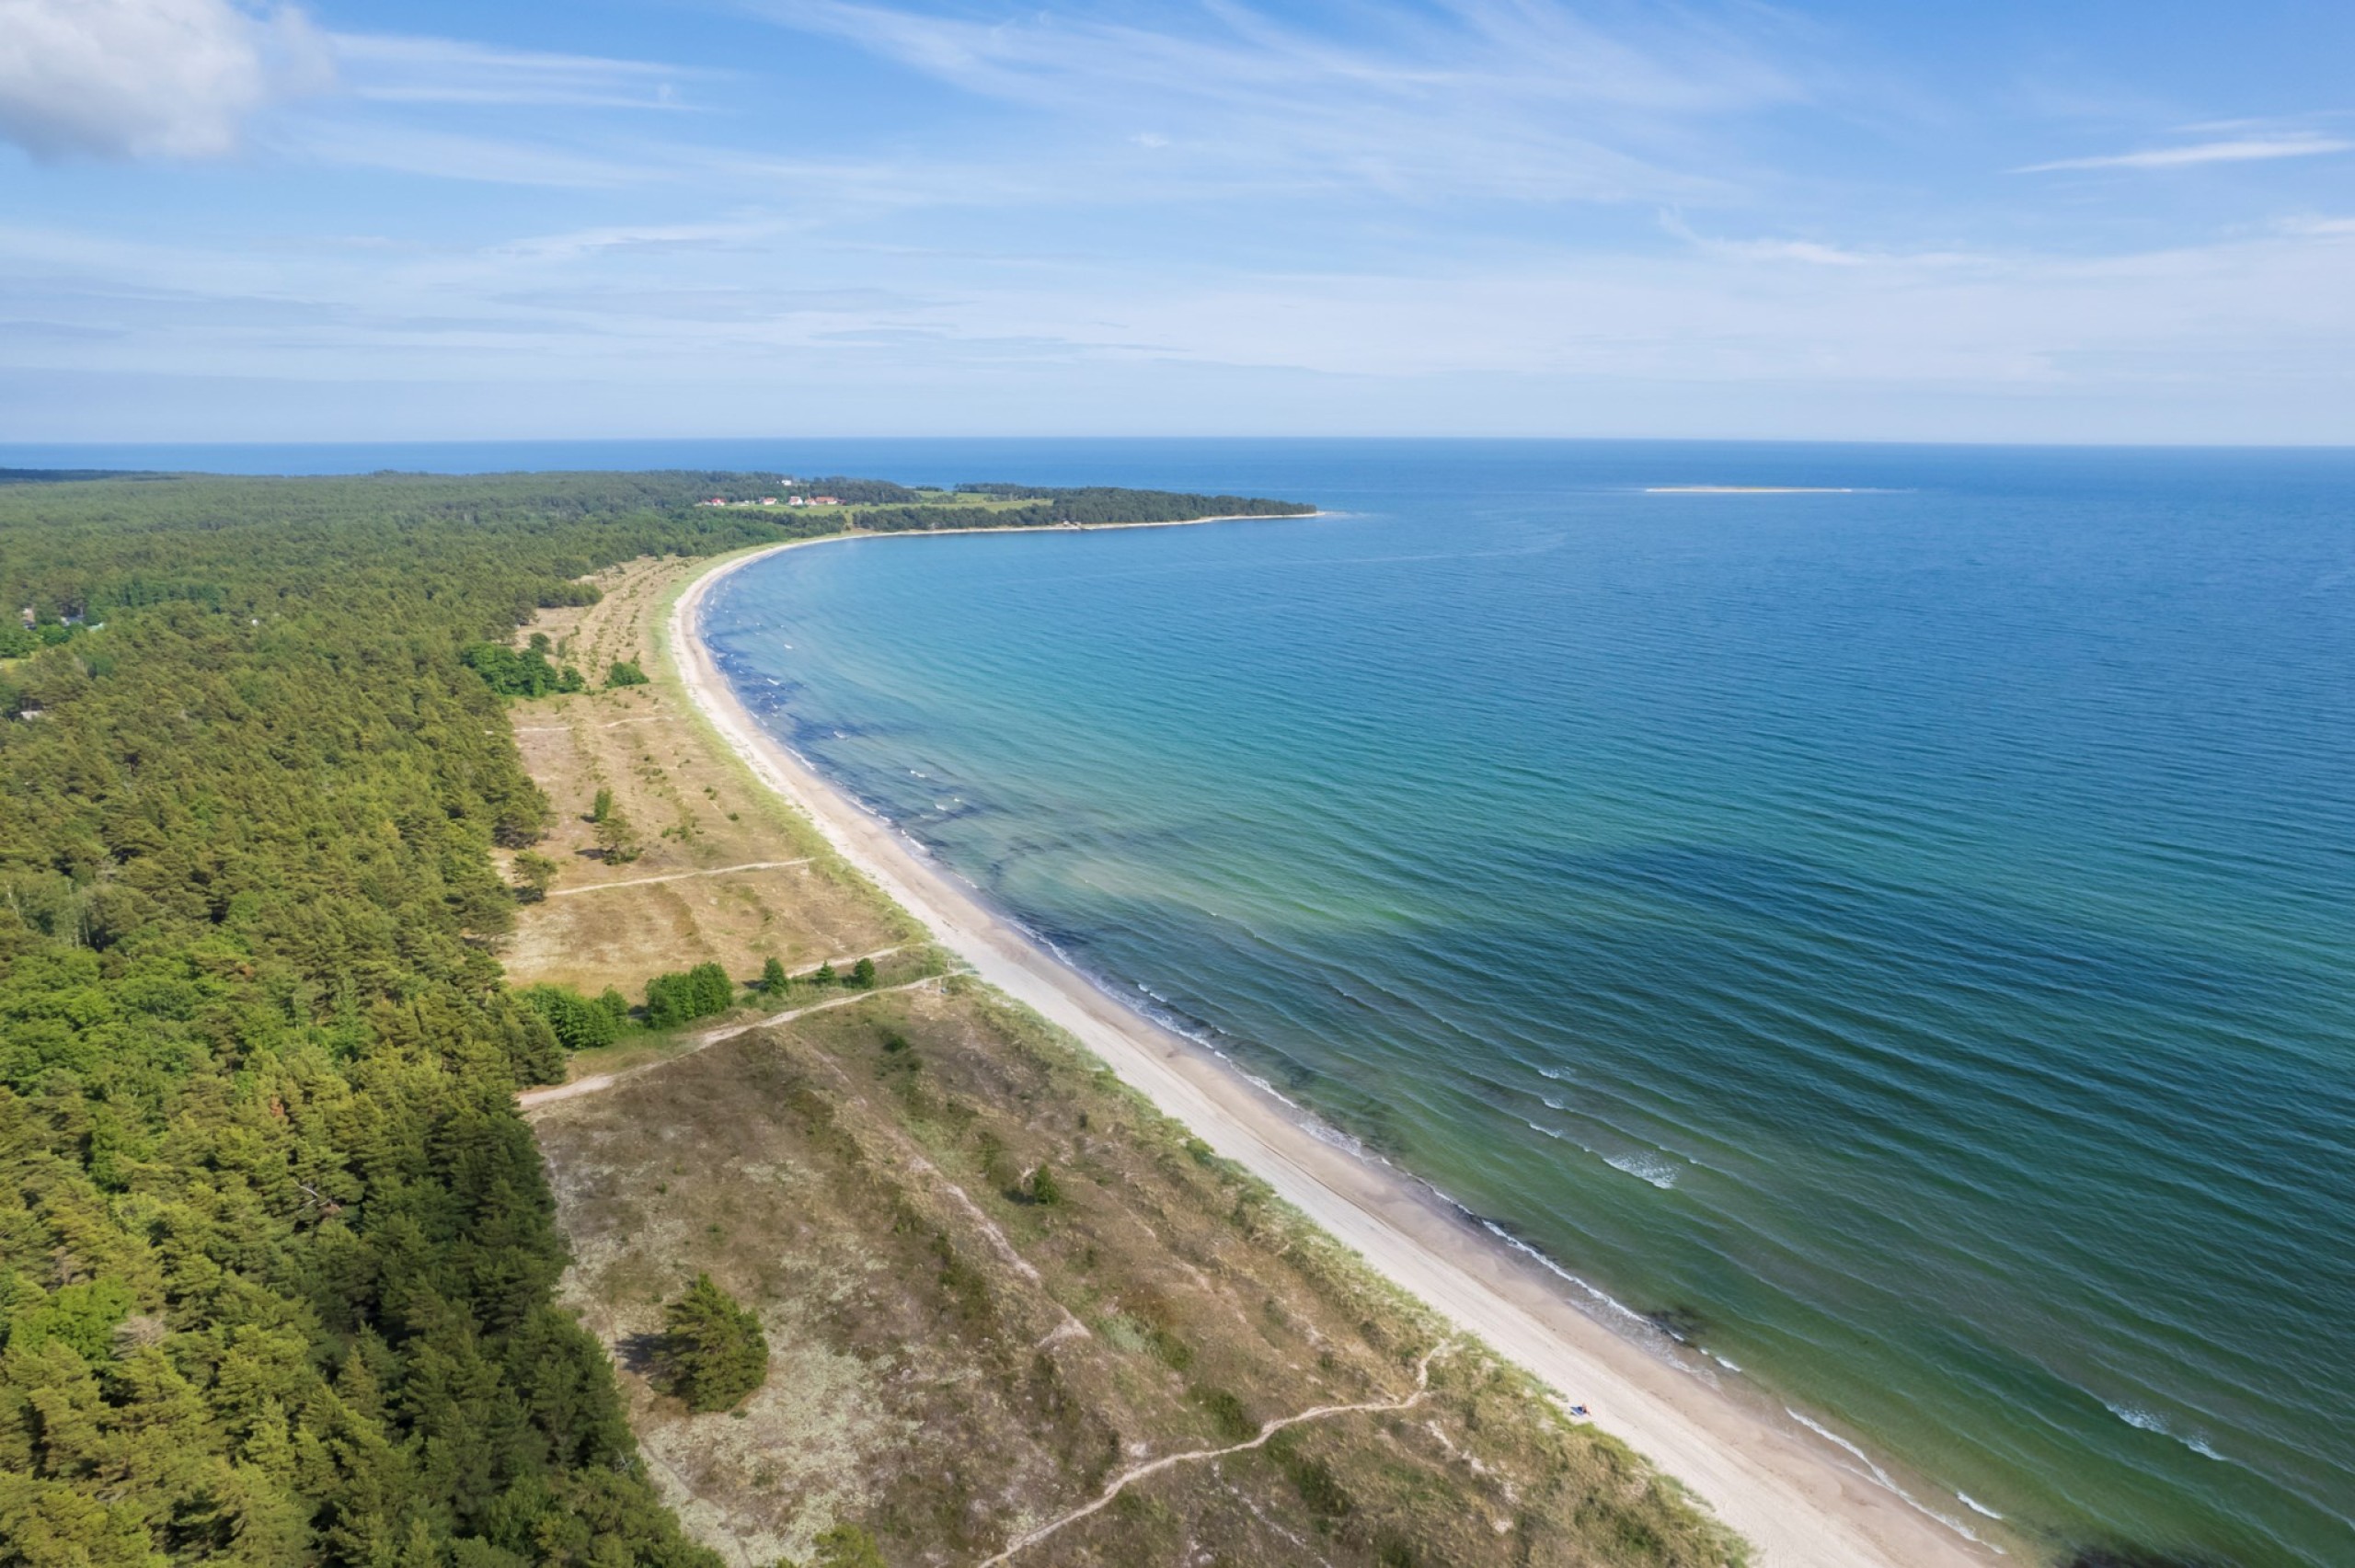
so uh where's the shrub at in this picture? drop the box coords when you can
[851,956,877,988]
[811,1524,887,1568]
[606,659,649,688]
[593,805,640,863]
[656,1275,768,1413]
[1269,1434,1351,1518]
[1189,1385,1255,1442]
[523,984,621,1050]
[643,961,736,1029]
[761,955,788,994]
[462,640,573,697]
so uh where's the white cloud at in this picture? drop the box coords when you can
[2016,132,2351,173]
[0,0,327,160]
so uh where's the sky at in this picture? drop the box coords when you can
[1,0,2350,443]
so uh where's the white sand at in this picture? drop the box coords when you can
[665,530,2004,1568]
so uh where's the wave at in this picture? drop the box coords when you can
[1474,1219,1658,1338]
[1785,1409,2003,1551]
[2103,1401,2228,1463]
[1603,1150,1682,1189]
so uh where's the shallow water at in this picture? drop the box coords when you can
[697,441,2353,1567]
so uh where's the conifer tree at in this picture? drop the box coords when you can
[657,1275,769,1413]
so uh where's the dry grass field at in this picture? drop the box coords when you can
[508,555,1741,1568]
[500,555,918,1003]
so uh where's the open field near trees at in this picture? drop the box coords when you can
[496,555,918,1005]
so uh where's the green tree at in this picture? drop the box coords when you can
[689,960,733,1014]
[523,984,622,1050]
[812,961,835,986]
[642,963,734,1029]
[606,660,649,688]
[592,786,614,822]
[593,804,641,864]
[511,849,557,902]
[761,955,788,995]
[656,1275,769,1413]
[850,956,877,989]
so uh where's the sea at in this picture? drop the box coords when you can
[17,439,2350,1566]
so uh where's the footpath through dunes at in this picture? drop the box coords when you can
[508,549,1744,1568]
[668,539,2015,1568]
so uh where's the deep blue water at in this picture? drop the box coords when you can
[28,440,2350,1564]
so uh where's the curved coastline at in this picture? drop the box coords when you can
[663,523,2005,1568]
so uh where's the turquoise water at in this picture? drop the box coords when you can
[700,443,2354,1567]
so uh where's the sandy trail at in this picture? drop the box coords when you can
[518,967,932,1110]
[980,1342,1456,1567]
[545,858,812,896]
[668,532,2004,1568]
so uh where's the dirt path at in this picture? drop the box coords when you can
[546,858,813,896]
[978,1343,1454,1566]
[517,971,938,1111]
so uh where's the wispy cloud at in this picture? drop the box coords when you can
[745,0,1809,203]
[329,32,705,109]
[280,120,668,187]
[2016,132,2351,173]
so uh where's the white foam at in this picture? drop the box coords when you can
[1475,1219,1655,1335]
[1522,1119,1568,1141]
[1957,1492,2004,1520]
[1786,1410,2000,1551]
[1304,1120,1368,1156]
[2107,1402,2230,1463]
[1603,1150,1681,1189]
[1709,1353,1742,1373]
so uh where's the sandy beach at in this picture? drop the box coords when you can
[665,529,2005,1568]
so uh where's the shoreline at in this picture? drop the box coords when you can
[662,522,2005,1568]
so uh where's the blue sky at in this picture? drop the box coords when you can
[2,0,2350,442]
